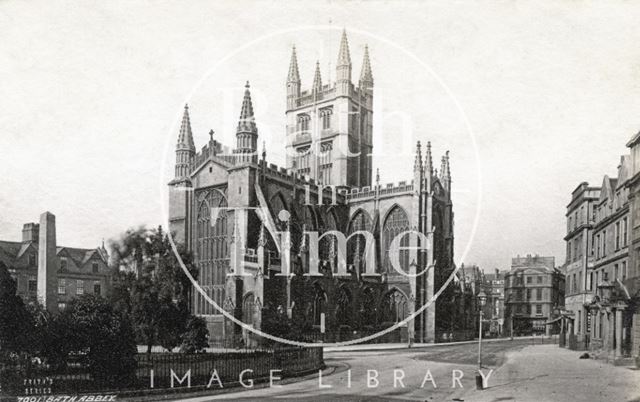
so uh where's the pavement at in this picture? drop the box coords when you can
[322,335,553,353]
[455,344,640,402]
[169,339,640,402]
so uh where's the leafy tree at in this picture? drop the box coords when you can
[109,226,204,353]
[0,262,34,358]
[65,295,137,387]
[180,316,209,353]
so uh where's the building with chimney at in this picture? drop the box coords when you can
[484,269,505,337]
[624,131,640,363]
[504,255,565,336]
[168,30,465,346]
[562,142,640,363]
[0,212,110,312]
[562,182,601,350]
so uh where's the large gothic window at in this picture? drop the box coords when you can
[242,292,256,327]
[313,284,327,326]
[296,206,317,269]
[360,287,376,326]
[195,189,228,315]
[319,210,338,265]
[335,286,352,326]
[347,210,373,273]
[382,205,410,274]
[384,289,407,323]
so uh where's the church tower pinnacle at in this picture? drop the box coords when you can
[235,81,258,163]
[359,45,373,92]
[336,29,352,95]
[443,151,451,193]
[287,46,301,110]
[312,60,323,93]
[175,104,195,179]
[424,141,433,176]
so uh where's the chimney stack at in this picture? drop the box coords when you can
[22,223,39,243]
[37,212,58,313]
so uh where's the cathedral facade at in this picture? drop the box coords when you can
[168,31,459,345]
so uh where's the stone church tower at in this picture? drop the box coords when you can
[168,30,463,346]
[285,30,373,188]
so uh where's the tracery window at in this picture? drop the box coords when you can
[347,210,373,273]
[319,210,338,264]
[382,206,410,273]
[335,286,352,325]
[297,114,310,132]
[243,292,256,327]
[384,289,407,323]
[195,189,228,315]
[320,107,333,130]
[313,284,327,326]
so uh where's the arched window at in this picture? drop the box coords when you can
[297,114,310,132]
[242,293,256,327]
[313,284,327,326]
[384,289,407,323]
[320,210,338,263]
[347,210,373,272]
[196,189,228,315]
[320,107,333,130]
[360,287,376,325]
[335,286,352,325]
[295,206,317,270]
[382,206,410,274]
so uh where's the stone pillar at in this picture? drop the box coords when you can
[605,311,613,355]
[37,212,58,313]
[615,308,623,358]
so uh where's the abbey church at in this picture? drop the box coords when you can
[168,30,466,345]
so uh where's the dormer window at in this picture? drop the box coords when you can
[28,254,37,267]
[92,262,99,273]
[60,257,67,270]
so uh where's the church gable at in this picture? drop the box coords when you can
[191,159,230,189]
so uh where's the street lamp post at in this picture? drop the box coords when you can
[476,290,487,390]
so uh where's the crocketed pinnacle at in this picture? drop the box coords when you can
[444,151,451,181]
[337,29,351,66]
[424,141,433,175]
[359,45,373,85]
[414,141,423,171]
[177,104,195,150]
[287,46,300,83]
[312,61,322,91]
[237,81,257,135]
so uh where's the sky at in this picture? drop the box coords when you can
[2,0,640,271]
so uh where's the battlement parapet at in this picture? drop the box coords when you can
[344,180,415,201]
[290,82,372,110]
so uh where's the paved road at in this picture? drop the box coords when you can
[176,338,596,401]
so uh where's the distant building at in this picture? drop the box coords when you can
[504,255,565,336]
[0,212,110,312]
[484,269,505,336]
[563,182,600,349]
[456,265,503,337]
